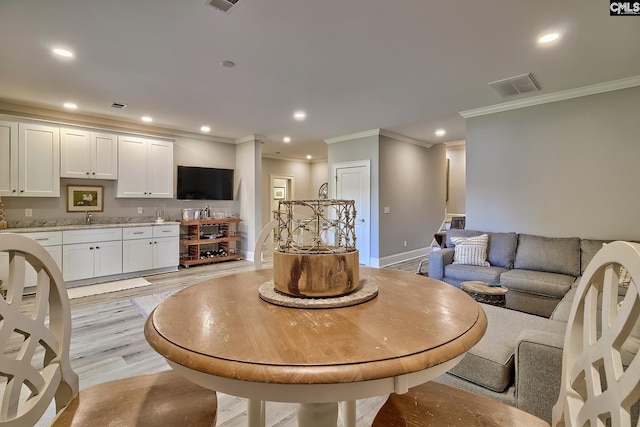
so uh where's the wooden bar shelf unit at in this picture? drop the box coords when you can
[179,217,241,267]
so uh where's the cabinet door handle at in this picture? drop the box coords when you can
[86,172,90,175]
[92,172,96,175]
[90,247,94,250]
[149,241,153,245]
[162,230,171,233]
[95,246,100,250]
[133,231,144,235]
[34,238,49,242]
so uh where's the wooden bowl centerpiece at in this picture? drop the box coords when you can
[273,199,359,297]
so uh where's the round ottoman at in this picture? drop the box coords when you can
[461,281,508,307]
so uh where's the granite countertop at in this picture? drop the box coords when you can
[1,218,181,234]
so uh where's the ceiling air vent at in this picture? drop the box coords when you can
[206,0,240,13]
[489,73,541,98]
[110,102,128,109]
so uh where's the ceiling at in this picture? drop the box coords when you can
[1,1,639,161]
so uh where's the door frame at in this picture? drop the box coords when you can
[330,160,371,266]
[269,174,295,219]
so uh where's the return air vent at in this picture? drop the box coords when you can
[206,0,240,13]
[110,102,128,109]
[488,73,541,98]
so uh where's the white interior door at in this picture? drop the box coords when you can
[333,161,371,266]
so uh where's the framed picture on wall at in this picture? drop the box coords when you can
[67,185,104,212]
[273,187,286,200]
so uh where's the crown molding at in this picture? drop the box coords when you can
[379,129,432,148]
[324,129,381,144]
[262,153,328,163]
[460,75,640,118]
[325,128,432,148]
[235,134,267,144]
[445,140,466,149]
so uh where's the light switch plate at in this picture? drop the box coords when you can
[25,209,32,217]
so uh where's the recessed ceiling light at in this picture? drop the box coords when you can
[63,102,78,110]
[221,60,235,68]
[293,111,307,121]
[435,129,446,137]
[200,126,211,132]
[141,116,153,123]
[283,136,291,143]
[538,32,560,44]
[306,155,312,160]
[52,47,74,58]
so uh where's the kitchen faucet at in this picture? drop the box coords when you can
[85,211,93,225]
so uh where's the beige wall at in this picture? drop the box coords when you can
[260,158,328,226]
[328,132,446,265]
[379,138,446,261]
[466,85,640,240]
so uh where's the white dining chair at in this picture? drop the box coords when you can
[373,240,640,427]
[254,219,278,270]
[0,233,218,426]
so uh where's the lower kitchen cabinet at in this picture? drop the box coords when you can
[62,228,123,282]
[122,224,179,273]
[62,240,122,282]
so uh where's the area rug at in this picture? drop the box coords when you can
[67,277,152,299]
[130,290,177,317]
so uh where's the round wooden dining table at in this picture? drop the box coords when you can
[144,267,487,427]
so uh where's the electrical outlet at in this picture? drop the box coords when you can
[403,240,408,247]
[383,207,390,214]
[25,208,33,217]
[137,207,144,214]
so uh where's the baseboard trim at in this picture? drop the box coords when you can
[372,247,432,268]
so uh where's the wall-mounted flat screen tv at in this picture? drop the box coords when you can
[177,166,234,200]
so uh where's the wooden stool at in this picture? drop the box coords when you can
[461,280,508,307]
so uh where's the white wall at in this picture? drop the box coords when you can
[466,86,640,240]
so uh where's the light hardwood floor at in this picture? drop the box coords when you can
[34,257,425,426]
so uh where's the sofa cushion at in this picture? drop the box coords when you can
[580,239,610,275]
[445,264,507,284]
[487,232,518,269]
[500,268,574,298]
[451,234,490,267]
[449,304,566,392]
[446,229,518,269]
[514,234,580,277]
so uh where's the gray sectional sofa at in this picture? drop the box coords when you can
[427,229,637,422]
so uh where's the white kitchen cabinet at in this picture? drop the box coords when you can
[152,224,179,269]
[122,225,178,273]
[62,228,122,281]
[60,127,118,180]
[117,136,173,198]
[0,231,63,295]
[0,121,60,197]
[0,121,17,196]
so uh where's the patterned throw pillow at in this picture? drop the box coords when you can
[451,234,490,267]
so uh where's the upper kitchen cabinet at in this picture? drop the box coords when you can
[0,121,60,197]
[60,127,118,180]
[117,135,173,198]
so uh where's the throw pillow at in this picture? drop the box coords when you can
[451,234,490,267]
